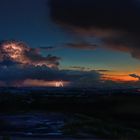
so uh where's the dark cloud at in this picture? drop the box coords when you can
[0,64,66,82]
[69,66,87,71]
[129,74,140,80]
[97,70,111,73]
[66,42,97,50]
[67,66,109,72]
[49,0,140,59]
[62,70,101,87]
[0,63,102,87]
[49,0,140,31]
[0,40,102,86]
[0,40,60,68]
[39,46,56,50]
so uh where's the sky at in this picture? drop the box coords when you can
[0,0,140,87]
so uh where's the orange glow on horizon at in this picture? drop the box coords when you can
[102,74,139,82]
[99,69,140,83]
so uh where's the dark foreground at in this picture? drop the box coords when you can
[0,137,99,140]
[0,87,140,139]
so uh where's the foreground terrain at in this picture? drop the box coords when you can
[0,87,140,139]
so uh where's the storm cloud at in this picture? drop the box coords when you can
[0,40,60,68]
[0,40,102,87]
[49,0,140,59]
[0,62,102,87]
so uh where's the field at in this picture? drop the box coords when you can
[0,87,140,139]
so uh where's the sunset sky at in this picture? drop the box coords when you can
[0,0,140,87]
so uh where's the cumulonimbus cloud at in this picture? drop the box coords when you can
[49,0,140,59]
[0,40,60,68]
[0,40,102,87]
[0,61,102,87]
[0,40,61,85]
